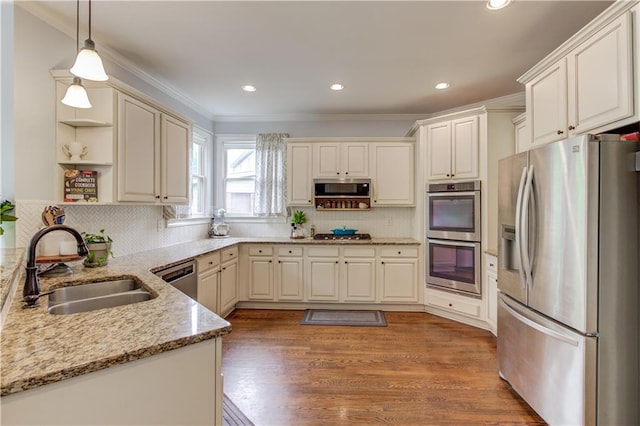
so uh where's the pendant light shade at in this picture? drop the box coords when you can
[70,39,108,81]
[70,0,108,82]
[62,77,92,109]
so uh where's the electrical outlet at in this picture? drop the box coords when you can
[157,219,164,231]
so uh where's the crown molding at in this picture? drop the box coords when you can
[17,1,213,120]
[211,113,429,123]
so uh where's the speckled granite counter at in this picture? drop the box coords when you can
[1,236,419,397]
[1,248,25,314]
[484,248,498,257]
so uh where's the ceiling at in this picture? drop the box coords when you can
[23,1,613,121]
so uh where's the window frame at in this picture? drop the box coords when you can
[214,134,286,223]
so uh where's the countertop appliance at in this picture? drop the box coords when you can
[313,233,371,240]
[155,260,197,300]
[497,134,639,425]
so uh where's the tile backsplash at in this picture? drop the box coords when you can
[15,201,416,257]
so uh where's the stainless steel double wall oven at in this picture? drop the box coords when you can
[425,180,481,296]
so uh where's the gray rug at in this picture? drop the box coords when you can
[223,394,254,426]
[300,309,387,327]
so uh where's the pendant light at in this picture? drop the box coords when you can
[62,0,92,109]
[70,0,108,82]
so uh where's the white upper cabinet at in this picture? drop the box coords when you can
[313,142,369,178]
[513,113,529,154]
[426,115,478,181]
[286,142,313,206]
[117,93,161,203]
[117,93,190,204]
[370,142,415,206]
[521,5,636,148]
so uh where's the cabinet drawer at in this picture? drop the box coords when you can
[343,247,375,257]
[277,247,303,257]
[249,246,273,256]
[197,251,220,274]
[221,246,239,262]
[429,292,481,318]
[307,247,340,257]
[380,247,418,258]
[486,254,498,274]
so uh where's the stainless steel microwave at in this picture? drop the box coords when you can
[314,178,371,198]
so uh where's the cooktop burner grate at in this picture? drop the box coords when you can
[313,233,372,240]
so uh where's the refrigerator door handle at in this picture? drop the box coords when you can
[500,297,580,347]
[514,166,528,289]
[520,165,535,289]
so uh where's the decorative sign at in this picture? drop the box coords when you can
[64,169,98,202]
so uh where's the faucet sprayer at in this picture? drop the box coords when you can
[23,225,89,307]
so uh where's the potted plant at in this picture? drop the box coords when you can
[0,200,18,236]
[81,229,113,267]
[291,210,307,238]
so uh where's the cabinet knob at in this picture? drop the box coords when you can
[451,174,455,177]
[163,196,168,200]
[344,261,348,264]
[155,195,160,199]
[336,172,339,175]
[374,200,377,203]
[335,261,338,264]
[381,261,385,264]
[446,174,450,177]
[288,250,292,253]
[209,261,213,265]
[345,172,349,175]
[449,303,453,307]
[258,250,262,253]
[568,125,575,131]
[278,260,281,263]
[269,260,272,263]
[557,130,564,135]
[307,200,311,203]
[490,263,495,267]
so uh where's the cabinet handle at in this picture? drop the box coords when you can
[344,261,348,264]
[374,200,377,203]
[288,250,292,253]
[269,260,272,263]
[258,250,262,253]
[278,260,281,263]
[209,261,213,265]
[381,261,385,264]
[446,174,450,177]
[307,200,311,203]
[222,267,226,271]
[568,125,575,131]
[449,303,453,307]
[489,263,495,268]
[336,172,340,175]
[335,261,338,264]
[163,196,168,200]
[398,251,401,255]
[345,172,349,175]
[155,195,160,199]
[557,130,564,135]
[451,174,455,177]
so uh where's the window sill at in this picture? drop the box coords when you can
[166,216,210,228]
[224,216,287,224]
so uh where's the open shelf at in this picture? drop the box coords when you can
[58,160,113,166]
[59,119,112,127]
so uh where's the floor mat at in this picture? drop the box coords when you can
[300,309,387,327]
[223,394,254,426]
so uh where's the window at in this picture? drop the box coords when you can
[216,135,256,216]
[171,126,212,222]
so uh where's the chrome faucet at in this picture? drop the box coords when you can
[23,224,89,307]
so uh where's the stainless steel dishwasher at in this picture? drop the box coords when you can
[155,260,197,300]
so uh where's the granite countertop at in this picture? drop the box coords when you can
[1,236,419,397]
[484,248,498,257]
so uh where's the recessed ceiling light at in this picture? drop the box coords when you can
[486,0,511,10]
[242,85,256,92]
[330,83,344,91]
[435,82,450,90]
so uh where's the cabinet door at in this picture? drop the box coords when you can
[526,59,568,147]
[313,144,341,177]
[161,115,190,204]
[487,272,498,334]
[287,143,313,205]
[277,257,304,300]
[117,94,161,202]
[567,13,633,135]
[220,260,238,315]
[451,116,478,179]
[371,143,415,205]
[198,269,219,314]
[342,258,376,302]
[514,116,530,154]
[379,258,418,302]
[306,257,340,301]
[343,143,369,177]
[248,257,274,300]
[426,122,452,180]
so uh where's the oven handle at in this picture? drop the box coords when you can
[427,239,479,248]
[427,191,478,197]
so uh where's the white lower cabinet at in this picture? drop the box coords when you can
[276,247,304,301]
[485,254,498,335]
[426,289,482,319]
[248,246,275,300]
[306,247,340,301]
[197,247,237,317]
[379,247,419,302]
[341,247,376,302]
[197,251,221,314]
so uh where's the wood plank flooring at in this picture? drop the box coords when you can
[222,309,545,425]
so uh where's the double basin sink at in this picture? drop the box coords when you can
[47,277,155,315]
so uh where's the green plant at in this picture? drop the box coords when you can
[81,229,114,267]
[0,200,18,236]
[291,210,307,225]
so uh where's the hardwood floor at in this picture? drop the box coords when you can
[222,309,545,425]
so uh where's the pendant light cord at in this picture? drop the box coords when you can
[75,0,79,53]
[88,0,92,41]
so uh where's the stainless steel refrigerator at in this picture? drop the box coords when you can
[497,134,639,425]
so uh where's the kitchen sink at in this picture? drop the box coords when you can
[47,278,155,315]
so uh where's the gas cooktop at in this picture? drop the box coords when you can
[313,233,372,240]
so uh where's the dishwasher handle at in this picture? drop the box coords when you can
[157,261,196,284]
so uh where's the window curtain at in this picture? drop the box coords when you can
[254,133,289,216]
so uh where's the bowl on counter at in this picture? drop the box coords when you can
[331,227,358,236]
